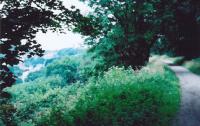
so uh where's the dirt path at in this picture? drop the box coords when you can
[169,65,200,126]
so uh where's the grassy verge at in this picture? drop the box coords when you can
[171,56,200,75]
[151,55,200,76]
[183,58,200,75]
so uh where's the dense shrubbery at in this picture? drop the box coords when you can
[65,66,179,126]
[5,76,71,125]
[6,64,180,126]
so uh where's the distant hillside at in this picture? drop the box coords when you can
[11,48,85,83]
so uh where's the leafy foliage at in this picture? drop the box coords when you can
[0,0,83,94]
[46,57,81,84]
[74,0,200,74]
[153,0,200,58]
[9,66,23,84]
[2,0,193,125]
[5,76,68,125]
[6,64,180,126]
[66,66,180,126]
[74,0,163,72]
[25,56,91,83]
[23,49,107,83]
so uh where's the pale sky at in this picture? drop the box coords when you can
[36,0,91,50]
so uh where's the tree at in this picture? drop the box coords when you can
[169,0,200,59]
[46,57,80,84]
[76,0,200,70]
[151,0,200,59]
[0,0,83,96]
[75,0,162,72]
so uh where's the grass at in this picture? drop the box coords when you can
[151,55,200,76]
[183,58,200,75]
[170,56,200,75]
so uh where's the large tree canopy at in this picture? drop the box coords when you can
[75,0,163,72]
[75,0,200,74]
[150,0,200,58]
[167,0,200,59]
[0,0,83,96]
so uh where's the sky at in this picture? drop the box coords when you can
[36,0,91,51]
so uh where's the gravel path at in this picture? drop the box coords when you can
[169,65,200,126]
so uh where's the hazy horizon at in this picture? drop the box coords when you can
[36,0,91,51]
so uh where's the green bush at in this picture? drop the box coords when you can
[183,58,200,75]
[6,64,180,126]
[5,76,69,124]
[37,66,180,126]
